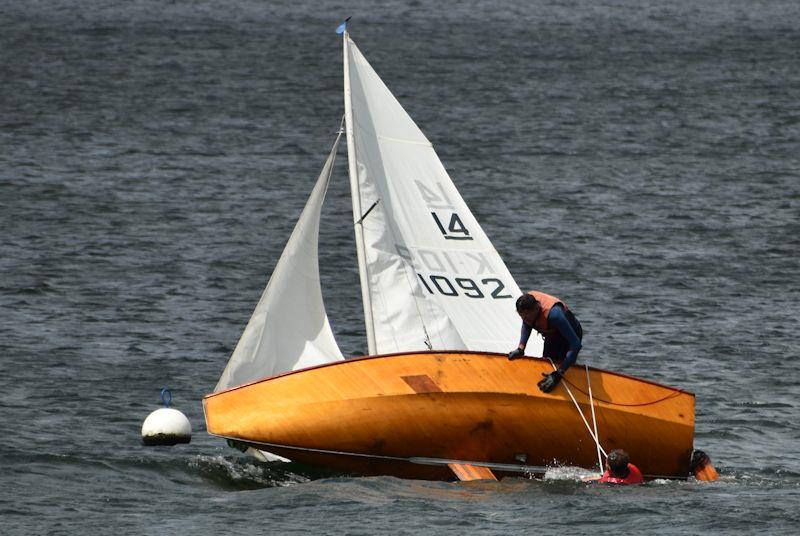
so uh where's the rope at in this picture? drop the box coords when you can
[230,437,554,473]
[548,359,607,458]
[560,376,686,407]
[586,365,604,472]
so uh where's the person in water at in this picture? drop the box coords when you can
[598,449,644,484]
[508,291,583,393]
[690,450,719,481]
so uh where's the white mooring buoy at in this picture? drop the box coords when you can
[142,388,192,446]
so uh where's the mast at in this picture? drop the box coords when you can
[343,30,378,355]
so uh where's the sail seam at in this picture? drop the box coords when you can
[376,134,433,147]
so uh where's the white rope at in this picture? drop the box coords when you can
[586,364,605,473]
[547,359,607,459]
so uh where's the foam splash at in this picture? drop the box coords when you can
[542,466,601,481]
[189,454,310,490]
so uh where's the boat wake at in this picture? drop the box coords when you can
[188,455,318,490]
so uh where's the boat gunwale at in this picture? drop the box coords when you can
[204,350,695,400]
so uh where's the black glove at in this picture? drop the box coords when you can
[538,371,562,393]
[508,348,524,360]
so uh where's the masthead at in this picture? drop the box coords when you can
[336,17,352,35]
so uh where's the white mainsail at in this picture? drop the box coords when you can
[343,33,542,356]
[215,135,345,392]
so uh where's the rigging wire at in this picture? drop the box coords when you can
[560,376,686,407]
[399,254,434,350]
[231,436,679,480]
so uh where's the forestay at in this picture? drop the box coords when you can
[215,135,345,392]
[344,34,541,356]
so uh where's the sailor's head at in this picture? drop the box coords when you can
[690,449,718,481]
[516,294,541,325]
[607,449,631,477]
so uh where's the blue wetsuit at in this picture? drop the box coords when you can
[519,304,583,374]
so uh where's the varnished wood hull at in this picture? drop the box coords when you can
[203,351,695,480]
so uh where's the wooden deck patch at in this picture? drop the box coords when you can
[401,374,442,393]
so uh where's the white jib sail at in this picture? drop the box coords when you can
[215,134,345,392]
[344,34,543,356]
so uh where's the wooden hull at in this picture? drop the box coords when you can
[204,351,695,480]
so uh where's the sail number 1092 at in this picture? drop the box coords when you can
[416,274,512,299]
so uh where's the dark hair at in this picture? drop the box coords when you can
[516,294,539,312]
[690,450,710,473]
[607,449,630,477]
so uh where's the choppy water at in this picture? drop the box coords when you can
[2,1,799,534]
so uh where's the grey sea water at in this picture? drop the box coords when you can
[1,1,799,534]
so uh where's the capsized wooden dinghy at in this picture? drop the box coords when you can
[204,351,694,480]
[204,28,696,481]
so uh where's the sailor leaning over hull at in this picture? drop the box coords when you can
[508,290,583,393]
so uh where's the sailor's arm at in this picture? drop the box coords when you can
[519,322,533,350]
[508,323,533,359]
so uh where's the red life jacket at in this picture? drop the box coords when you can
[599,463,644,485]
[526,290,567,337]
